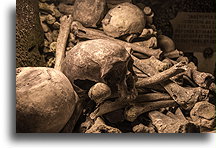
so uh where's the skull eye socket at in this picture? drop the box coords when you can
[74,79,96,90]
[104,62,127,84]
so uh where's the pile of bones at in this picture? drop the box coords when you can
[16,0,215,133]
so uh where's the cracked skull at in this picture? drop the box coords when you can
[62,39,137,103]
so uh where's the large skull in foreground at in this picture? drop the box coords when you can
[16,67,78,133]
[62,39,137,101]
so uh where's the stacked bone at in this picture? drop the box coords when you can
[35,0,215,133]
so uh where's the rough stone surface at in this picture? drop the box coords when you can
[16,67,77,133]
[16,0,46,67]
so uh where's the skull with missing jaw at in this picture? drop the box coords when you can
[62,39,137,105]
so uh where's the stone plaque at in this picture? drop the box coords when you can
[170,12,216,52]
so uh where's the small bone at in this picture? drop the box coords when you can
[54,15,73,71]
[143,7,154,25]
[71,21,162,58]
[125,100,178,122]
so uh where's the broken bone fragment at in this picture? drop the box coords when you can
[85,117,122,133]
[16,67,78,133]
[190,101,215,129]
[132,123,156,133]
[149,111,197,133]
[102,2,146,37]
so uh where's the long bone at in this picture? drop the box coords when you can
[90,92,173,119]
[71,21,162,59]
[133,56,209,110]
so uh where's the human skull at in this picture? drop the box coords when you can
[62,39,137,101]
[102,2,146,37]
[73,0,107,27]
[16,67,78,132]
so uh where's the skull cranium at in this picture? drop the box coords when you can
[62,39,137,101]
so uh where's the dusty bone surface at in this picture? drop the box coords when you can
[16,67,77,133]
[71,21,162,58]
[190,101,215,129]
[73,0,107,27]
[85,117,122,133]
[102,2,145,37]
[16,0,216,133]
[148,109,197,133]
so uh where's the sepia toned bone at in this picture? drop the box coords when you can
[133,55,209,110]
[54,15,73,71]
[71,21,162,58]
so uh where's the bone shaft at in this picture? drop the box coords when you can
[54,15,73,71]
[90,101,127,119]
[136,63,186,88]
[135,92,171,102]
[74,22,162,58]
[126,100,178,122]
